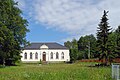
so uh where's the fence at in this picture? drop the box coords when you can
[112,63,120,80]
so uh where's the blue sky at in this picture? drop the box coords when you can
[15,0,120,44]
[27,22,69,43]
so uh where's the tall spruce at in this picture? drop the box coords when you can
[97,10,112,65]
[0,0,29,65]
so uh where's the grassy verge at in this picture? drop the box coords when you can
[0,62,112,80]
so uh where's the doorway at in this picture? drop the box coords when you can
[42,52,46,61]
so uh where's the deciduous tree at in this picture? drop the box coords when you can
[0,0,29,65]
[115,26,120,57]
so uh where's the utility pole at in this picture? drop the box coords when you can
[88,41,90,59]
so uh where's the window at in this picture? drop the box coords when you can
[24,52,27,59]
[61,52,64,59]
[50,52,53,59]
[30,52,32,59]
[35,52,38,59]
[56,52,59,59]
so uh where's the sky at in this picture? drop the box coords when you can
[14,0,120,44]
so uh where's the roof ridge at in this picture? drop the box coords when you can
[24,42,69,50]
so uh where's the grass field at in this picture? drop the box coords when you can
[0,62,112,80]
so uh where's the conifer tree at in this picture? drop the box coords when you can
[97,10,112,65]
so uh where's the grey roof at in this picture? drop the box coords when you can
[24,42,68,50]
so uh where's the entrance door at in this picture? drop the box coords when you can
[43,53,46,61]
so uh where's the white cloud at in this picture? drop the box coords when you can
[33,0,101,36]
[16,0,120,42]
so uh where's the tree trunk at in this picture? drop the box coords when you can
[104,55,108,66]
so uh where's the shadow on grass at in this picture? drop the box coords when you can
[88,63,111,68]
[0,63,22,68]
[0,65,6,68]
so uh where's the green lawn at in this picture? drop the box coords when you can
[0,62,112,80]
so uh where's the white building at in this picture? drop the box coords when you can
[21,42,70,63]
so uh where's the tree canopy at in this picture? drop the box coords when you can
[0,0,29,66]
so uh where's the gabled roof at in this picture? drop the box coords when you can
[24,42,68,50]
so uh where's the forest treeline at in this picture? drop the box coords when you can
[64,10,120,65]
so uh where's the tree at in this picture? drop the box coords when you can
[70,48,78,62]
[96,10,112,65]
[64,41,72,49]
[0,0,29,65]
[64,39,79,62]
[106,31,118,63]
[0,26,15,66]
[70,39,79,62]
[78,36,89,59]
[78,34,97,59]
[115,26,120,57]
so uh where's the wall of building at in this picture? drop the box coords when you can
[46,49,70,62]
[21,50,40,62]
[21,49,70,62]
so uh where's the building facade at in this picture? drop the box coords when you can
[21,43,70,63]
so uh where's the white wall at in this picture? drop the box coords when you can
[21,50,40,62]
[21,49,70,62]
[47,49,70,62]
